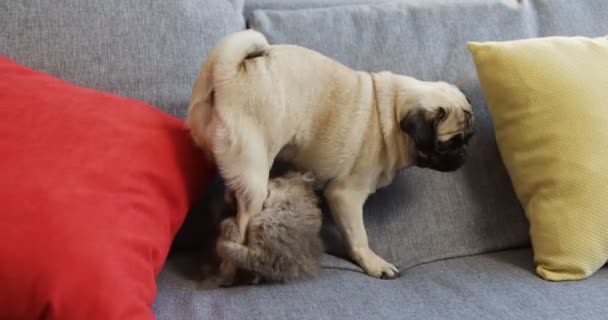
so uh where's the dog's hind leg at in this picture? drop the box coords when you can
[212,121,271,285]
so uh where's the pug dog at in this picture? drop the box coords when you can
[187,30,474,281]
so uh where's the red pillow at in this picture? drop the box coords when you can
[0,55,211,320]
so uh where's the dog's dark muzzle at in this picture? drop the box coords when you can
[416,149,466,172]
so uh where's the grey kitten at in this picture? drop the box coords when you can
[216,171,324,284]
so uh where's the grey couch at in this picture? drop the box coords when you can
[3,1,607,319]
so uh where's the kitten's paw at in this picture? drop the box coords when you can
[249,274,262,285]
[216,240,231,259]
[219,218,239,241]
[218,260,237,287]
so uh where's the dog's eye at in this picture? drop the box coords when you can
[449,136,460,143]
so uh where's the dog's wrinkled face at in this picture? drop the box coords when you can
[399,83,474,172]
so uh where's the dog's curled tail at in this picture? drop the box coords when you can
[210,29,270,81]
[186,30,269,154]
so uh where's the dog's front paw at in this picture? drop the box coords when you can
[352,248,400,280]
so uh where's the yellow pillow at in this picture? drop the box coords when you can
[468,36,608,281]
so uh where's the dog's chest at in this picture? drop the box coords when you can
[375,170,397,189]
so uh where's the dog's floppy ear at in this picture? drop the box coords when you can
[400,109,437,151]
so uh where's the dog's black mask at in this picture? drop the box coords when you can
[400,108,474,172]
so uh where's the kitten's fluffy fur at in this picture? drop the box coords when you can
[217,171,324,283]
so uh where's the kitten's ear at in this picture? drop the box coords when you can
[302,171,316,184]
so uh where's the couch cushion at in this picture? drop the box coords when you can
[0,0,244,118]
[154,249,608,320]
[245,0,608,270]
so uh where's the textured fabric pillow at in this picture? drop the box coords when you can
[468,36,608,281]
[0,55,211,319]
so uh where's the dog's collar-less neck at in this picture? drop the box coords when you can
[370,73,411,172]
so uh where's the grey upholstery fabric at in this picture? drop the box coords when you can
[154,249,608,320]
[0,0,244,118]
[233,0,394,19]
[237,0,514,20]
[246,0,608,270]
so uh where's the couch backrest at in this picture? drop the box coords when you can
[0,0,244,118]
